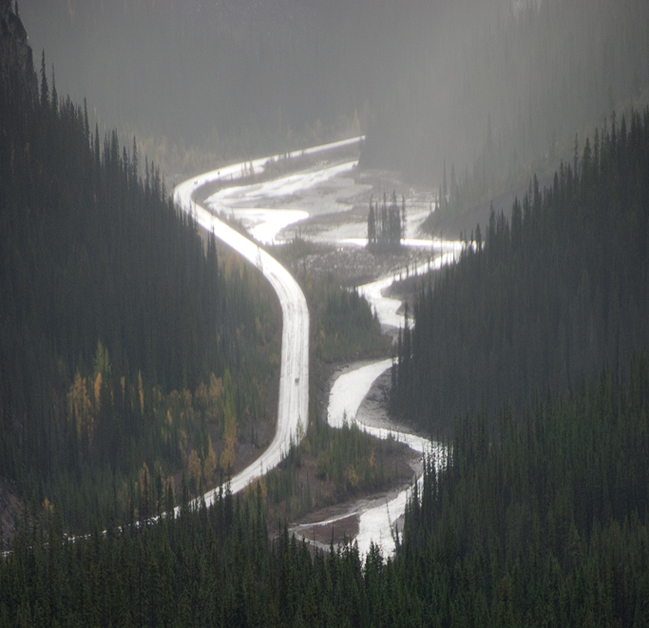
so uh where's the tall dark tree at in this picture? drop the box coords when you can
[367,190,403,250]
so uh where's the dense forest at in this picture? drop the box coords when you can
[0,30,281,533]
[397,352,649,627]
[1,355,647,626]
[3,2,649,625]
[392,109,649,435]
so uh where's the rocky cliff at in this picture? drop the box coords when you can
[0,0,37,98]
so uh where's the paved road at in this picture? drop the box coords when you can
[172,138,362,505]
[174,179,308,504]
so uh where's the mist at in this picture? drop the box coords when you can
[19,0,649,193]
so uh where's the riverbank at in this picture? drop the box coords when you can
[259,164,442,549]
[280,358,429,550]
[259,355,418,542]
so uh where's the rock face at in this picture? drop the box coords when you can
[0,0,37,98]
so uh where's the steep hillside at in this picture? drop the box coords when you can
[392,110,649,435]
[0,4,280,534]
[0,0,36,97]
[362,0,649,224]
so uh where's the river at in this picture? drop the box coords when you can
[190,140,459,557]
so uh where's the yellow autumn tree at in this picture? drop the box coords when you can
[178,429,189,465]
[220,369,237,473]
[188,449,202,493]
[137,370,144,414]
[345,465,359,489]
[93,340,113,408]
[67,370,94,444]
[93,371,102,413]
[203,436,217,486]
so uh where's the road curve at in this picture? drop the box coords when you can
[173,180,308,504]
[171,138,363,506]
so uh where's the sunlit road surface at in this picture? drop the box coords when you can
[172,137,363,507]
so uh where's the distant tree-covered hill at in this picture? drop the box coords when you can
[361,0,649,219]
[19,0,511,177]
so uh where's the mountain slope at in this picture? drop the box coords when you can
[393,110,649,434]
[0,4,279,533]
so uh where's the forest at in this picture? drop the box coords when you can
[362,0,649,218]
[392,110,649,436]
[2,0,649,625]
[1,354,647,626]
[3,96,648,622]
[0,46,282,534]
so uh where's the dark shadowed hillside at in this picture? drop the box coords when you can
[392,110,649,435]
[361,0,649,233]
[0,4,280,534]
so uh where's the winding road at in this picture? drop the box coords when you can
[173,136,454,554]
[172,137,362,504]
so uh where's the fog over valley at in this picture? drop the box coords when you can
[19,0,519,178]
[2,0,649,625]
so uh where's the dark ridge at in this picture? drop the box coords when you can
[0,0,37,98]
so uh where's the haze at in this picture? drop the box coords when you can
[18,0,649,208]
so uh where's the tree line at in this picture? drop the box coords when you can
[398,352,649,627]
[367,191,404,250]
[1,352,647,626]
